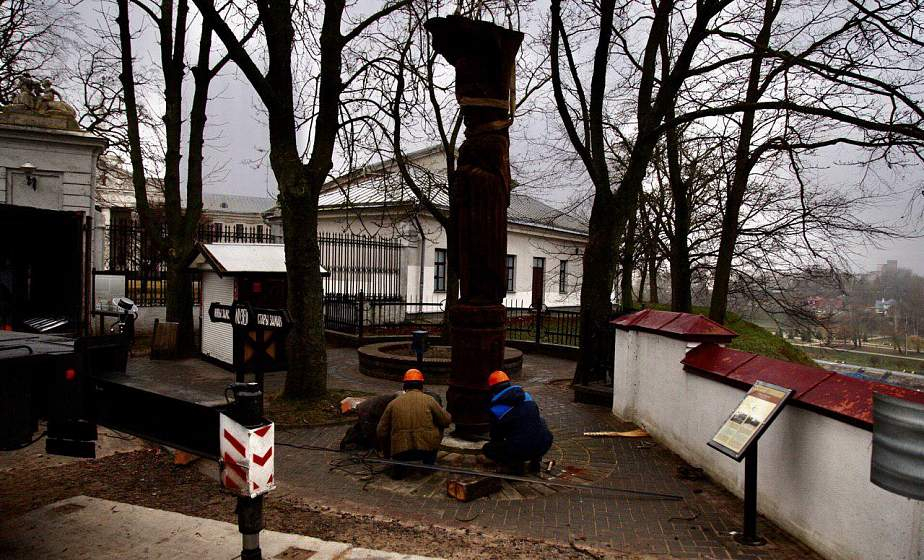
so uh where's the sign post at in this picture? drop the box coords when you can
[709,380,792,546]
[208,301,290,393]
[221,382,275,560]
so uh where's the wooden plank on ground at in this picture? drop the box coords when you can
[447,476,502,502]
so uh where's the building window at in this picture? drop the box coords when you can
[506,255,516,292]
[256,224,264,241]
[533,257,546,271]
[234,223,245,240]
[434,248,447,292]
[559,260,568,293]
[211,222,224,241]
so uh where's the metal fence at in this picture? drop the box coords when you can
[319,232,403,296]
[322,296,595,350]
[323,293,445,337]
[104,221,280,306]
[506,306,582,347]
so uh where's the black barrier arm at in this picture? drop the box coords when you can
[91,378,225,460]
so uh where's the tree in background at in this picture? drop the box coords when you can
[0,0,75,104]
[115,0,233,355]
[193,0,409,398]
[550,0,734,385]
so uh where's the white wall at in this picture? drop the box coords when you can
[612,329,924,560]
[0,125,105,258]
[200,273,235,366]
[311,212,585,307]
[0,132,100,214]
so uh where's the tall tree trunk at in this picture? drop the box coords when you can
[165,255,195,354]
[665,109,693,313]
[648,255,659,304]
[666,123,692,312]
[620,191,638,309]
[709,0,778,323]
[278,171,328,397]
[574,197,618,385]
[637,260,647,303]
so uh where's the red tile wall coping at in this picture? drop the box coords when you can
[612,309,737,343]
[682,343,924,430]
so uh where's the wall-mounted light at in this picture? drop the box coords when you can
[21,162,37,191]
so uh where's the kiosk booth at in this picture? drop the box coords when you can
[188,242,329,370]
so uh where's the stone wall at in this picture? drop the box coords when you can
[611,309,924,560]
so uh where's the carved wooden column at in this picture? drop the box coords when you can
[426,16,523,437]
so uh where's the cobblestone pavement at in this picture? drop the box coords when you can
[126,349,823,559]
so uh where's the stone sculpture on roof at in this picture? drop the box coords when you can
[1,74,80,130]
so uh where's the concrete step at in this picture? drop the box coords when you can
[0,495,441,560]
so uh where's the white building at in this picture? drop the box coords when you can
[265,146,588,308]
[95,156,277,270]
[0,84,107,332]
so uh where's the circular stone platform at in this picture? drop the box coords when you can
[358,342,523,384]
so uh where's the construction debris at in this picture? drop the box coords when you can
[339,397,367,415]
[583,428,649,438]
[447,476,502,502]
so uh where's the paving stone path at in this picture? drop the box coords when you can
[127,348,823,559]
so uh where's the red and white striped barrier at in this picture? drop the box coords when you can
[219,413,275,498]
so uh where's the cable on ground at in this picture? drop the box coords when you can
[276,441,684,501]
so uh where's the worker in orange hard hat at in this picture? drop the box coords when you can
[377,368,452,479]
[483,370,553,474]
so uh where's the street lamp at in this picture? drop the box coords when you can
[20,162,37,190]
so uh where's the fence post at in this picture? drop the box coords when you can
[358,291,365,342]
[534,306,542,347]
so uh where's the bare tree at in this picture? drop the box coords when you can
[193,0,409,398]
[647,0,924,322]
[116,0,233,354]
[551,0,733,385]
[0,0,76,104]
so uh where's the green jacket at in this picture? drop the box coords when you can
[376,390,452,457]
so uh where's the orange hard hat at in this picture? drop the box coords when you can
[403,369,425,383]
[487,370,510,387]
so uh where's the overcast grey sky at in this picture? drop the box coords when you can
[74,0,923,275]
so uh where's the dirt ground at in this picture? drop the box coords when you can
[0,446,636,559]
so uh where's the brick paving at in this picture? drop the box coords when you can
[126,349,824,559]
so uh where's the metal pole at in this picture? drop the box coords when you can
[236,496,264,560]
[84,215,93,336]
[736,442,766,546]
[231,383,265,560]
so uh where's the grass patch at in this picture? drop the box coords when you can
[801,346,924,373]
[645,304,816,366]
[265,388,374,427]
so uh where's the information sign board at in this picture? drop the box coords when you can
[709,381,792,461]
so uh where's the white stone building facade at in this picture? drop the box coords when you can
[265,146,588,308]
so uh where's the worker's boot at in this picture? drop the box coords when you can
[388,464,407,480]
[498,461,526,476]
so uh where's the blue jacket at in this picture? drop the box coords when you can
[488,384,553,460]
